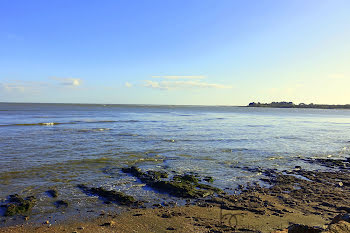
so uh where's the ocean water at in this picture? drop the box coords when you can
[0,103,349,223]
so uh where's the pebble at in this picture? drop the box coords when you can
[100,220,116,226]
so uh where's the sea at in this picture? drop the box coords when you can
[0,103,349,224]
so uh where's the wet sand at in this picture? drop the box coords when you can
[1,157,350,233]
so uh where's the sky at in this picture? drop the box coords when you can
[0,0,349,105]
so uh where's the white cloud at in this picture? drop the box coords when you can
[144,80,232,90]
[125,82,133,88]
[144,80,164,89]
[0,80,48,94]
[51,77,82,87]
[0,83,26,92]
[152,75,205,80]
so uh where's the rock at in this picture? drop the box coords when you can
[337,207,350,213]
[331,213,350,224]
[162,201,169,206]
[303,158,349,170]
[55,200,69,208]
[121,166,222,198]
[4,194,36,216]
[168,201,177,207]
[272,230,288,233]
[161,212,172,218]
[147,170,168,179]
[326,220,350,233]
[288,224,323,233]
[46,189,58,198]
[77,184,137,206]
[203,176,214,183]
[100,221,115,226]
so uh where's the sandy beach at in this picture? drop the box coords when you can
[1,156,349,233]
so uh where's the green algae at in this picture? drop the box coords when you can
[177,154,192,158]
[173,174,199,183]
[203,176,214,183]
[147,170,169,179]
[122,166,223,198]
[3,194,36,216]
[125,157,164,166]
[77,184,137,206]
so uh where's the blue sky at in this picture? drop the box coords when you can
[1,0,349,105]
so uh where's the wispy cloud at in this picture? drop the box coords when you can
[0,77,83,95]
[152,75,205,80]
[125,82,133,88]
[51,77,82,87]
[0,83,26,92]
[0,80,47,93]
[144,79,232,90]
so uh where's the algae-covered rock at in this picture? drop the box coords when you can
[147,170,168,179]
[4,194,36,216]
[196,183,222,193]
[173,174,199,183]
[121,166,223,198]
[288,224,322,233]
[54,200,69,208]
[46,189,58,198]
[77,184,137,206]
[203,176,214,183]
[122,166,143,177]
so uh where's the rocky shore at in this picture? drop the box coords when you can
[1,157,350,233]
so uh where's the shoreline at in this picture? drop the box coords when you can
[246,102,350,110]
[1,157,350,233]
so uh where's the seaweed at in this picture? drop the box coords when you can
[3,194,36,216]
[203,176,214,183]
[77,184,137,206]
[122,166,223,198]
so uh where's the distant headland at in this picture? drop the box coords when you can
[247,101,350,109]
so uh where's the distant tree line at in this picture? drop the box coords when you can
[247,102,350,109]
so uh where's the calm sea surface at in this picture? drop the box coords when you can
[0,103,349,223]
